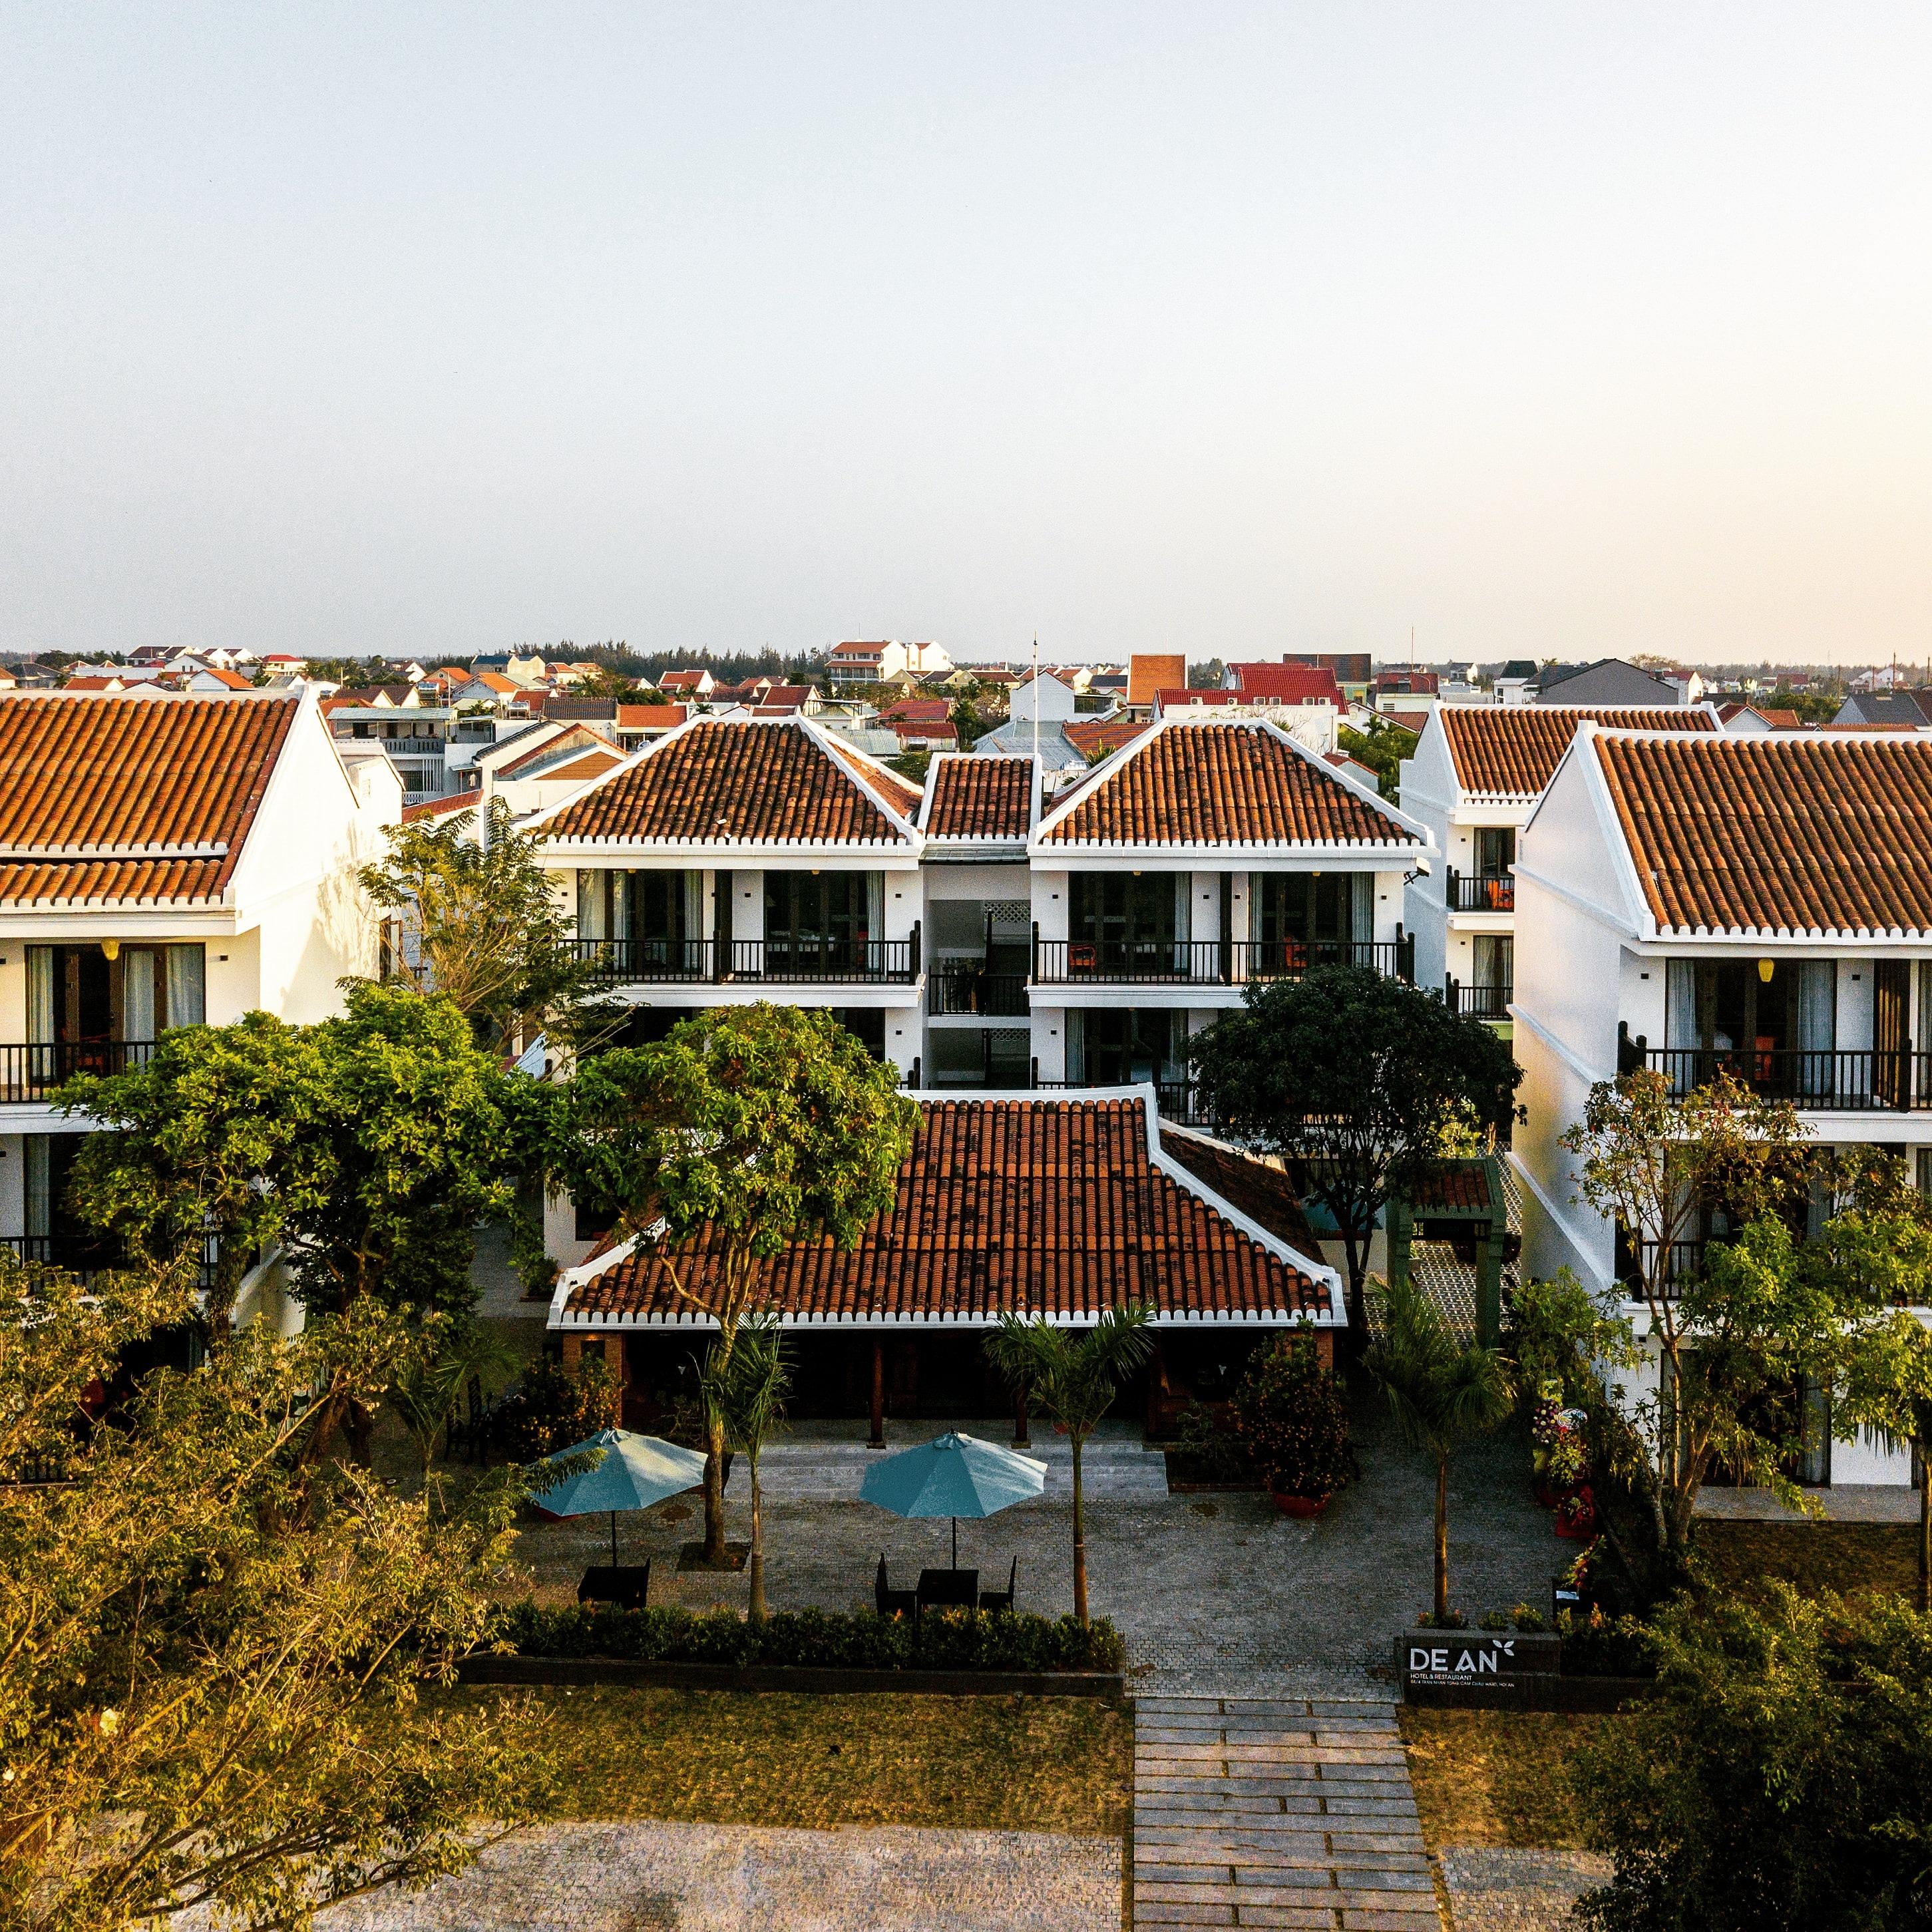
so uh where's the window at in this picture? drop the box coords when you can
[25,944,205,1050]
[1069,873,1185,969]
[1068,1008,1183,1085]
[1472,933,1513,992]
[763,872,879,970]
[1664,958,1835,1097]
[1474,827,1515,876]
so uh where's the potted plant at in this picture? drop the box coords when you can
[1555,1482,1597,1539]
[1233,1334,1358,1517]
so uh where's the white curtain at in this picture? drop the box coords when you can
[866,872,884,967]
[1666,960,1698,1049]
[576,871,606,942]
[1795,961,1835,1052]
[1350,873,1372,948]
[683,870,704,948]
[165,945,205,1029]
[122,949,157,1042]
[25,948,52,1045]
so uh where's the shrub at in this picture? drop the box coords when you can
[1479,1609,1511,1632]
[1415,1609,1468,1630]
[1232,1334,1358,1499]
[496,1355,622,1461]
[1512,1602,1547,1633]
[1557,1605,1652,1678]
[490,1599,1127,1674]
[1575,1587,1932,1931]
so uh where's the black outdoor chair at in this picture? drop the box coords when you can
[874,1553,918,1619]
[978,1557,1018,1614]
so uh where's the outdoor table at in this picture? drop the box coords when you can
[578,1561,652,1610]
[916,1566,979,1610]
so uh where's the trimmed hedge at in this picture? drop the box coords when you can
[493,1600,1127,1674]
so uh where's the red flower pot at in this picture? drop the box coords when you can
[1270,1485,1328,1519]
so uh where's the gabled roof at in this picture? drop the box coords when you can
[0,693,299,906]
[1036,717,1424,851]
[1062,714,1149,763]
[614,703,691,731]
[1439,705,1718,800]
[530,716,922,849]
[1228,662,1345,706]
[552,1093,1337,1330]
[496,723,625,781]
[1589,728,1932,938]
[920,753,1036,842]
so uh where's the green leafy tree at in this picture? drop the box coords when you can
[707,1316,791,1621]
[984,1308,1153,1624]
[1575,1586,1932,1932]
[0,1259,560,1932]
[1364,1276,1513,1621]
[551,1004,916,1564]
[1815,1155,1932,1611]
[1336,719,1418,801]
[1562,1069,1819,1553]
[1188,966,1521,1329]
[60,1013,313,1338]
[359,795,610,1056]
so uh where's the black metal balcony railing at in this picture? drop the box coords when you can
[568,929,920,986]
[1446,867,1514,913]
[1444,978,1512,1020]
[1031,1077,1220,1129]
[0,1040,156,1102]
[1642,1047,1932,1113]
[1030,935,1412,987]
[1623,1240,1708,1299]
[1,1231,219,1290]
[928,964,1030,1017]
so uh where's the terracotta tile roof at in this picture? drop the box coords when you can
[1040,719,1418,849]
[536,719,918,847]
[1592,729,1932,936]
[1228,662,1345,706]
[1440,705,1716,799]
[614,703,690,731]
[496,724,623,780]
[923,756,1034,840]
[558,1097,1330,1327]
[1129,655,1185,707]
[1717,703,1804,730]
[0,693,298,904]
[1408,1161,1494,1214]
[876,699,951,724]
[402,791,479,823]
[1062,714,1148,762]
[1155,1129,1321,1255]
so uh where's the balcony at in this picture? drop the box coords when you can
[1030,934,1413,988]
[1445,978,1512,1020]
[1641,1046,1932,1113]
[1446,867,1513,913]
[1,1231,218,1288]
[569,929,920,987]
[0,1040,156,1103]
[928,963,1030,1017]
[1031,1075,1219,1129]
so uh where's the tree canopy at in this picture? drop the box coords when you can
[0,1260,558,1931]
[550,1004,917,1559]
[1187,966,1521,1323]
[358,796,610,1056]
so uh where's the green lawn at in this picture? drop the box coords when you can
[1398,1709,1621,1853]
[1694,1519,1919,1606]
[439,1684,1132,1835]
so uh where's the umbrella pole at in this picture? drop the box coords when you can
[952,1516,958,1571]
[611,1510,618,1571]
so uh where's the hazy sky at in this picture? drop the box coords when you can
[3,4,1929,667]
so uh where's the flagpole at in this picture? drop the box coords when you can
[1032,633,1040,768]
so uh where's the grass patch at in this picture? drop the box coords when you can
[1694,1520,1917,1606]
[439,1684,1131,1835]
[1398,1709,1622,1852]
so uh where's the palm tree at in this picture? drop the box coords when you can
[390,1316,519,1501]
[1364,1276,1513,1623]
[707,1315,789,1621]
[984,1307,1153,1624]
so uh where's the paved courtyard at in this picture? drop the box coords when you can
[505,1387,1557,1692]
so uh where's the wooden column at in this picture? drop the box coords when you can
[869,1338,885,1448]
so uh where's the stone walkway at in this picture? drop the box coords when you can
[1439,1848,1610,1930]
[1132,1696,1438,1929]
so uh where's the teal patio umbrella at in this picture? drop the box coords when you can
[859,1430,1047,1568]
[532,1428,709,1569]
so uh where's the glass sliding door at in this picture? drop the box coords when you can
[1068,873,1185,976]
[1252,873,1363,972]
[763,872,878,976]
